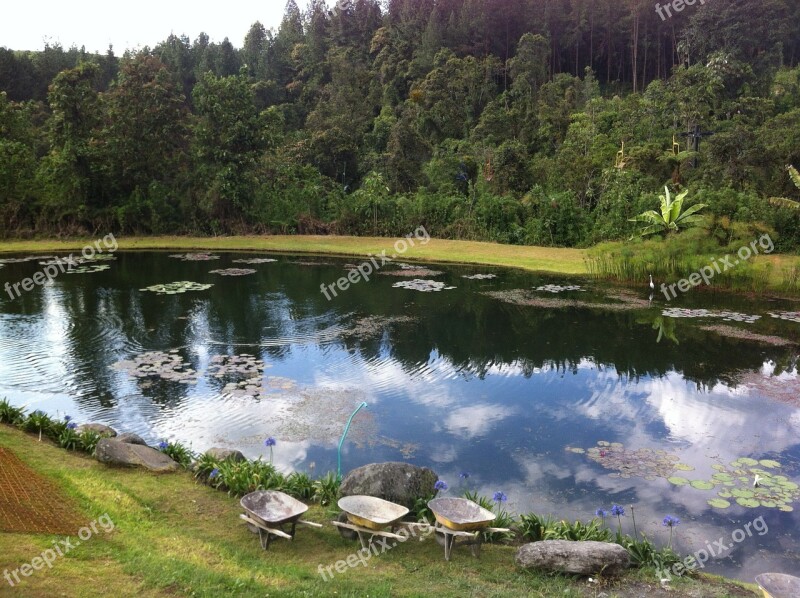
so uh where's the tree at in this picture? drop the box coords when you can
[192,70,271,225]
[629,186,707,236]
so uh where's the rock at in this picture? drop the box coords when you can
[515,540,630,577]
[339,462,438,509]
[76,423,117,437]
[116,432,147,445]
[204,447,246,462]
[94,438,180,473]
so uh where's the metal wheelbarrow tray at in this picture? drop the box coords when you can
[755,573,800,598]
[427,497,512,560]
[240,490,322,550]
[334,496,418,549]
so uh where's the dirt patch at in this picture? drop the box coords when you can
[0,447,86,534]
[700,325,796,347]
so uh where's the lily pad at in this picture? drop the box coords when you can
[707,498,731,509]
[668,477,690,486]
[759,459,781,469]
[691,480,716,491]
[140,281,214,294]
[736,497,761,508]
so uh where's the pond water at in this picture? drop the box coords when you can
[1,250,800,581]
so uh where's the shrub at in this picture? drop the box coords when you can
[313,472,341,507]
[0,398,25,425]
[158,440,195,468]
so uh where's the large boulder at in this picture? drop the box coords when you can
[94,438,180,473]
[339,462,438,509]
[77,423,117,437]
[205,447,246,463]
[516,540,630,577]
[116,432,147,445]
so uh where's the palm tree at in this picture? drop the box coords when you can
[768,165,800,210]
[629,187,707,237]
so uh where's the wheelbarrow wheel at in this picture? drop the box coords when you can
[336,511,359,541]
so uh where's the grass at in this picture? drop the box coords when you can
[0,425,759,597]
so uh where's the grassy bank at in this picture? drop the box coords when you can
[0,426,759,598]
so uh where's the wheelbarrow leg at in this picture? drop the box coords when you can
[258,528,273,550]
[470,534,483,558]
[444,532,456,561]
[356,531,371,550]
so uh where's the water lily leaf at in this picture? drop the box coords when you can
[712,464,726,471]
[736,458,759,467]
[707,498,731,509]
[736,497,761,508]
[712,473,734,483]
[779,504,794,512]
[691,480,715,490]
[759,460,781,469]
[674,463,695,471]
[760,500,778,508]
[668,477,690,486]
[718,490,732,498]
[731,488,754,498]
[566,447,585,454]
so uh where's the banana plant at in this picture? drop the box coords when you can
[629,186,707,237]
[768,165,800,209]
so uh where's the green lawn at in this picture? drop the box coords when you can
[0,426,759,597]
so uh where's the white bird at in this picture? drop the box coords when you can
[754,474,762,488]
[649,274,655,291]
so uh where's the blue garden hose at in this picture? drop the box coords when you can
[337,402,367,479]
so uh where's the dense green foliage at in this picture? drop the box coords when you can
[1,0,799,248]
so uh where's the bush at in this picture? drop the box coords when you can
[157,440,195,468]
[0,398,25,425]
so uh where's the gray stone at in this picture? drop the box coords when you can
[77,423,117,437]
[94,438,180,473]
[515,540,630,577]
[339,462,438,509]
[116,432,147,445]
[205,447,246,462]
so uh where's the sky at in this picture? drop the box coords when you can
[2,0,294,53]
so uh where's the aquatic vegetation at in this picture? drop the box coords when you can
[462,274,497,280]
[699,325,795,347]
[112,350,199,384]
[485,289,648,311]
[168,253,220,261]
[566,441,694,481]
[64,264,111,274]
[768,311,800,323]
[662,307,761,323]
[341,315,416,340]
[668,457,800,511]
[231,258,277,264]
[0,255,56,264]
[208,268,257,276]
[392,279,456,292]
[139,281,214,294]
[533,284,586,293]
[210,354,270,399]
[379,268,444,277]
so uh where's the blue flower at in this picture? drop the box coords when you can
[67,422,77,430]
[662,515,680,527]
[595,509,608,518]
[64,415,72,422]
[459,471,470,479]
[610,504,625,517]
[158,441,169,450]
[210,468,219,479]
[492,491,507,503]
[264,437,276,447]
[434,480,448,491]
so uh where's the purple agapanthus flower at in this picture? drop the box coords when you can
[158,441,169,450]
[662,515,680,527]
[210,468,219,479]
[493,491,507,503]
[459,471,470,479]
[64,415,72,422]
[595,509,608,518]
[67,422,77,430]
[434,480,448,491]
[610,504,625,517]
[264,437,276,447]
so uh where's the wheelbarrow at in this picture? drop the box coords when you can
[427,497,512,560]
[240,490,322,550]
[755,573,800,598]
[333,495,425,550]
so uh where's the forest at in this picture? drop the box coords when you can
[1,0,799,251]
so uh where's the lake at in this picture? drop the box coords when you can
[1,250,799,581]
